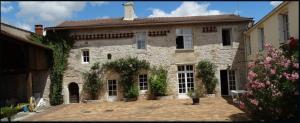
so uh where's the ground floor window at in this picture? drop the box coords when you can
[139,74,148,90]
[108,80,117,96]
[177,65,194,94]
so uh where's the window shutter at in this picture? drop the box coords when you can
[176,29,182,35]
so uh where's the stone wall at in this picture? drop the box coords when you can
[62,22,248,103]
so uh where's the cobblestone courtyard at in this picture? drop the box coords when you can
[22,97,250,121]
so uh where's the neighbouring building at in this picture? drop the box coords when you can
[45,2,253,103]
[0,23,52,106]
[244,1,299,62]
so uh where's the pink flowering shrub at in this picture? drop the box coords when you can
[240,38,299,120]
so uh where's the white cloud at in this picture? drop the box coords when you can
[270,1,283,7]
[17,2,87,27]
[1,1,13,13]
[89,1,108,6]
[149,2,224,17]
[16,22,32,31]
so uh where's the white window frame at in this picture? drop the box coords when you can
[177,65,195,99]
[228,70,236,91]
[136,32,147,49]
[258,28,264,51]
[107,80,118,102]
[81,49,90,64]
[176,28,193,49]
[139,74,148,93]
[221,28,232,46]
[282,14,289,42]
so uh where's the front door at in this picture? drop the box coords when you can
[220,70,229,95]
[68,82,79,103]
[107,80,117,102]
[177,65,194,99]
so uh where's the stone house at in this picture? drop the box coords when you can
[45,2,253,103]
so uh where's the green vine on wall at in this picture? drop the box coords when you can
[82,62,102,100]
[102,57,150,98]
[31,31,74,105]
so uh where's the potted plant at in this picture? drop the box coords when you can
[188,89,201,105]
[124,85,139,102]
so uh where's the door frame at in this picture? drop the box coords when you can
[177,65,195,99]
[107,80,118,102]
[221,69,237,96]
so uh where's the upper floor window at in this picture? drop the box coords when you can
[222,28,232,46]
[176,28,192,49]
[281,13,289,43]
[258,28,264,51]
[136,32,146,49]
[82,49,89,64]
[246,36,251,55]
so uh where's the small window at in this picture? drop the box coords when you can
[258,28,264,51]
[107,54,112,60]
[222,29,231,46]
[136,32,146,49]
[82,50,89,64]
[139,74,148,90]
[176,29,192,49]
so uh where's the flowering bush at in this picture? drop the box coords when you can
[240,38,299,120]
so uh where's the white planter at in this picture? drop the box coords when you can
[206,94,216,97]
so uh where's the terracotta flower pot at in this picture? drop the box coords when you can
[192,98,200,105]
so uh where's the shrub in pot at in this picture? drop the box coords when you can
[196,60,218,94]
[124,85,139,101]
[148,66,168,99]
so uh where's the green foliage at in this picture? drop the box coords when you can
[103,57,150,98]
[31,31,74,105]
[83,62,103,100]
[196,60,218,94]
[148,66,168,96]
[125,85,139,99]
[0,106,18,120]
[188,85,205,98]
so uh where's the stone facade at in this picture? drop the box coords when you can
[62,22,249,103]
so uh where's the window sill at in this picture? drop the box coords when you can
[82,62,89,64]
[175,49,194,53]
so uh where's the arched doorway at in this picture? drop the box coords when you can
[68,82,79,103]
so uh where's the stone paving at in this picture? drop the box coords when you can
[22,97,251,121]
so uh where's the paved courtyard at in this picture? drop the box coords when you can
[22,97,250,121]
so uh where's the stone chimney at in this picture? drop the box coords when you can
[123,2,135,21]
[35,24,43,36]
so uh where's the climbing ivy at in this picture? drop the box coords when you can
[31,31,74,105]
[102,57,150,99]
[82,62,102,100]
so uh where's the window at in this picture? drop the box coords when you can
[222,28,231,46]
[108,80,117,96]
[177,65,194,94]
[246,36,251,55]
[228,70,236,90]
[139,74,148,90]
[82,50,89,64]
[136,32,146,49]
[282,14,289,42]
[176,29,192,49]
[107,54,112,60]
[258,28,264,51]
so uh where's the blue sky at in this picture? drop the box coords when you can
[1,1,283,32]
